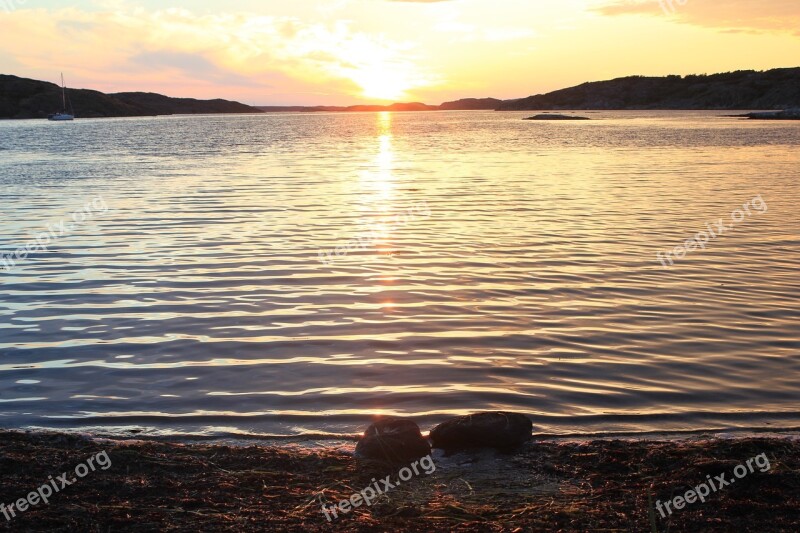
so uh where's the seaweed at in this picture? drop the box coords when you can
[1,431,798,531]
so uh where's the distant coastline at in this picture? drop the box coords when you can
[257,98,502,114]
[2,67,799,119]
[258,68,799,113]
[497,68,800,111]
[0,74,261,119]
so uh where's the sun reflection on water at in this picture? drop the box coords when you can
[357,112,400,263]
[361,111,395,200]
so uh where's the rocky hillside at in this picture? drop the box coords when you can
[7,67,800,118]
[111,92,260,116]
[0,75,262,119]
[498,68,800,111]
[439,98,502,110]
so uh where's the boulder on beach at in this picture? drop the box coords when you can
[524,114,590,121]
[355,418,431,464]
[430,412,533,451]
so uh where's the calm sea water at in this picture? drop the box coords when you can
[1,111,799,439]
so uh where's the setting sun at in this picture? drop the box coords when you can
[336,46,430,101]
[355,70,409,101]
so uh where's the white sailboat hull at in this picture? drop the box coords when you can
[48,113,74,121]
[49,73,75,121]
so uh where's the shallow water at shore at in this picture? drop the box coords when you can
[1,111,799,438]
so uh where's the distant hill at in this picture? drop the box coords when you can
[349,102,438,112]
[439,98,502,110]
[0,75,262,119]
[257,99,501,113]
[6,67,800,119]
[111,92,259,116]
[497,68,800,111]
[256,102,438,113]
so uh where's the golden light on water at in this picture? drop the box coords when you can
[378,111,392,136]
[361,112,395,201]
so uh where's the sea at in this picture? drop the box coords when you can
[1,110,798,440]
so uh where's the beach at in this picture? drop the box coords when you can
[1,431,798,531]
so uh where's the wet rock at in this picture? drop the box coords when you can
[355,418,431,464]
[430,412,532,451]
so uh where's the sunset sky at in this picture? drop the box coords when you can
[1,0,799,105]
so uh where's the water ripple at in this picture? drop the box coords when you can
[1,111,799,437]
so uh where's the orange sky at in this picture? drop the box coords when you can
[1,0,799,105]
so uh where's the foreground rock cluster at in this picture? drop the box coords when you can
[355,412,533,463]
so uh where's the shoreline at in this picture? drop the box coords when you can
[1,430,798,531]
[7,419,799,447]
[3,109,799,121]
[10,422,800,443]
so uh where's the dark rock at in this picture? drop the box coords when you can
[430,412,532,451]
[355,418,431,464]
[524,114,590,120]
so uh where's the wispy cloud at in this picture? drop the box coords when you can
[595,0,800,35]
[0,5,436,103]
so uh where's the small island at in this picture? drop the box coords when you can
[524,113,590,121]
[742,109,800,120]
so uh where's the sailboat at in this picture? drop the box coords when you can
[48,73,75,121]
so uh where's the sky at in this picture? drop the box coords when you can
[1,0,799,105]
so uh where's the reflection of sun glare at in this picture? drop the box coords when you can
[359,112,394,194]
[378,111,392,135]
[374,113,394,197]
[355,112,402,268]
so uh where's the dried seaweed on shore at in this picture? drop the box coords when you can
[1,431,798,532]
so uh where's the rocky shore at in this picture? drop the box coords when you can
[1,429,798,532]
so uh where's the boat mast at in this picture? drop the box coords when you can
[61,73,66,112]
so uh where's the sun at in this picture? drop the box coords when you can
[350,67,412,101]
[324,33,433,101]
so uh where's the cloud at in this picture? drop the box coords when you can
[433,11,536,43]
[595,0,800,35]
[0,5,436,103]
[127,51,262,87]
